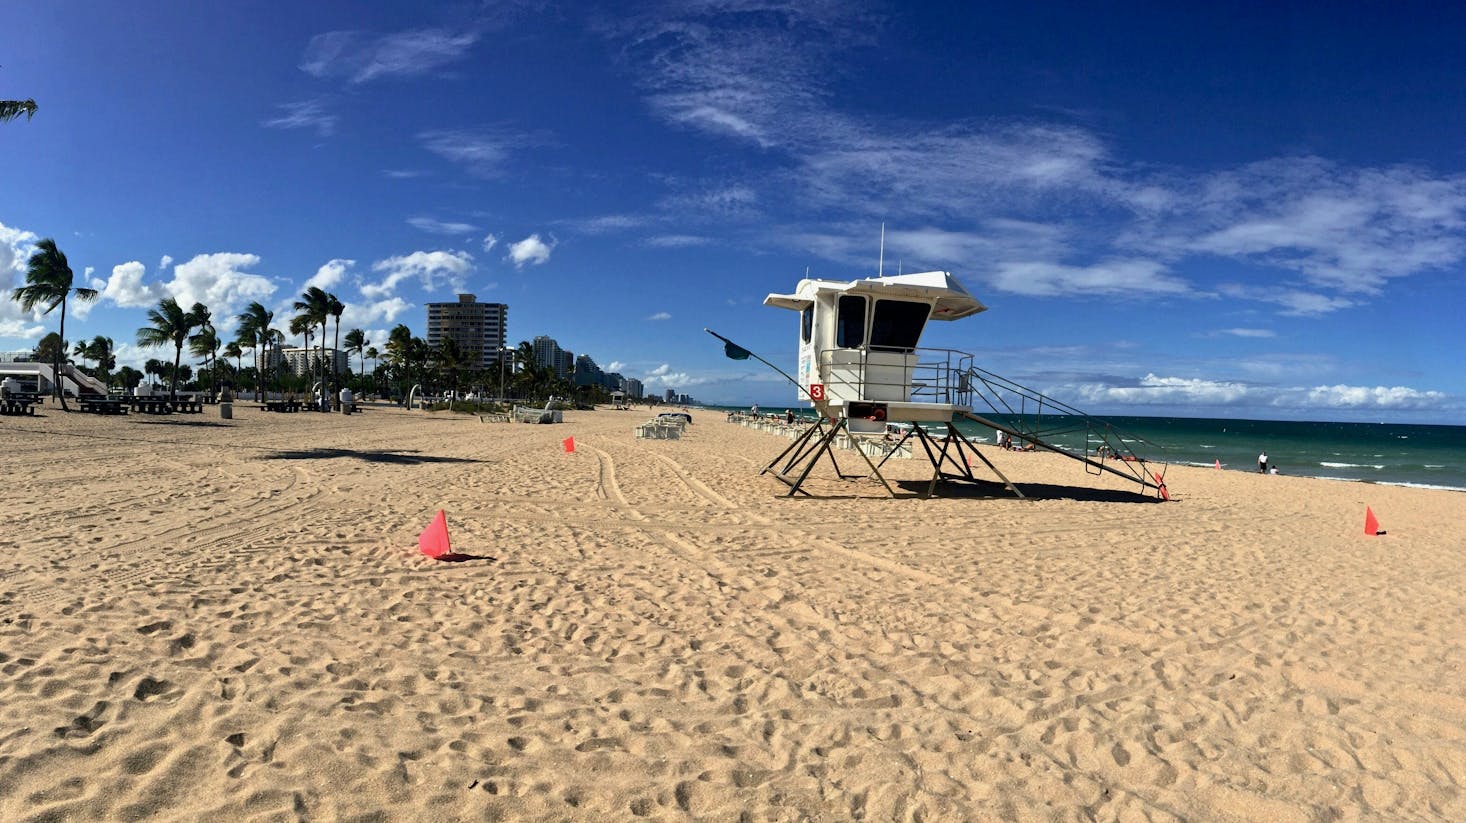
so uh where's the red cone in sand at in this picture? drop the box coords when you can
[1364,506,1380,536]
[1215,458,1221,469]
[563,436,575,453]
[419,509,452,559]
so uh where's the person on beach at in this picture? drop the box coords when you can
[785,409,794,425]
[751,403,759,417]
[1258,451,1268,473]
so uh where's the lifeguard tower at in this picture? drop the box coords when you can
[753,270,1167,499]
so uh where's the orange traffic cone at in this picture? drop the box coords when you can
[563,436,575,453]
[1364,506,1380,536]
[1214,458,1221,469]
[419,509,452,559]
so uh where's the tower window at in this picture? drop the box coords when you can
[836,295,866,348]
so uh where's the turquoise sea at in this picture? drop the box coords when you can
[713,406,1466,492]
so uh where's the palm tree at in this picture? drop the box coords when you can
[435,338,469,409]
[189,323,221,397]
[223,341,244,380]
[343,328,369,378]
[292,287,331,410]
[1,100,36,123]
[72,340,92,372]
[82,335,116,388]
[12,239,99,410]
[144,358,166,389]
[236,301,275,401]
[327,293,344,407]
[136,297,202,403]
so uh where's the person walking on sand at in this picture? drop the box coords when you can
[1258,451,1268,473]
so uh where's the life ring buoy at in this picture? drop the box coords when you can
[870,407,886,421]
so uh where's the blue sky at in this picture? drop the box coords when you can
[3,1,1465,422]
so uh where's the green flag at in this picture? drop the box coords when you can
[723,341,751,360]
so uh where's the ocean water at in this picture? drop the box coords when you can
[714,406,1466,492]
[1059,415,1466,492]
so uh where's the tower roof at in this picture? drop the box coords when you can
[764,271,986,320]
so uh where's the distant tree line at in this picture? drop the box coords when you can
[10,238,624,411]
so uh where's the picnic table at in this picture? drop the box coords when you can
[127,397,173,414]
[1,391,41,416]
[79,397,128,415]
[263,400,302,413]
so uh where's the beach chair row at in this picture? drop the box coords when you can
[730,413,912,459]
[634,418,685,439]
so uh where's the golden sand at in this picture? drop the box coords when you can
[1,404,1463,821]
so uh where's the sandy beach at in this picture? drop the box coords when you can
[1,403,1463,821]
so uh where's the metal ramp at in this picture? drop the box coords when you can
[953,363,1169,497]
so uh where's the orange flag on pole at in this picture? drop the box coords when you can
[563,436,575,453]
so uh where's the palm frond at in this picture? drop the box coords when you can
[0,100,37,123]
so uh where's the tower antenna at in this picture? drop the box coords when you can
[878,222,885,277]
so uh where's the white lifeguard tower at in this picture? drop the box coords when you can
[764,270,984,432]
[744,270,1166,499]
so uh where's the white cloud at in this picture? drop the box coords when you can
[1071,372,1450,412]
[305,258,354,291]
[159,255,173,271]
[607,361,626,372]
[419,128,536,178]
[648,311,671,321]
[644,234,711,248]
[408,216,479,235]
[261,99,338,137]
[362,250,473,299]
[110,342,154,371]
[506,234,555,269]
[990,259,1191,297]
[659,184,759,217]
[642,363,703,388]
[1151,158,1466,295]
[0,223,44,339]
[383,169,425,179]
[301,28,480,84]
[1217,328,1276,338]
[1217,283,1355,316]
[571,214,647,235]
[1303,384,1449,409]
[481,233,499,252]
[0,220,37,283]
[352,297,414,325]
[164,253,277,323]
[101,261,165,308]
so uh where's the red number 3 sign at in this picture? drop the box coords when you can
[809,383,825,401]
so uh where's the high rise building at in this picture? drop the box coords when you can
[277,347,348,377]
[622,377,643,400]
[532,335,575,379]
[426,294,507,370]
